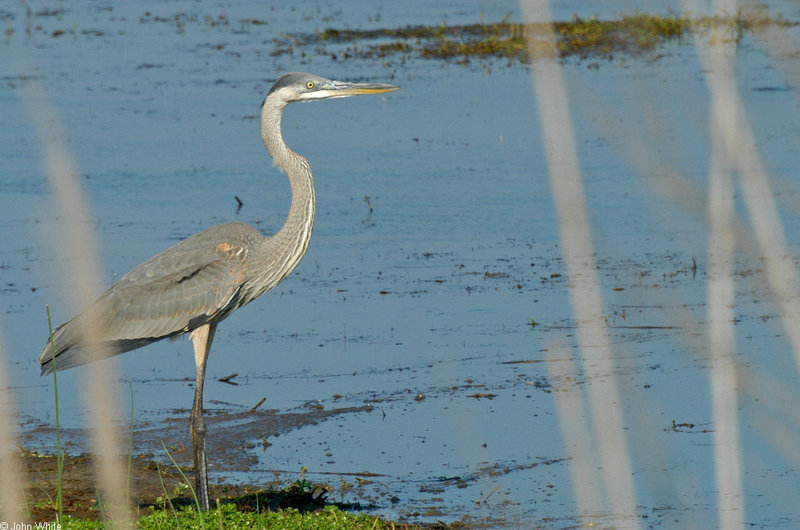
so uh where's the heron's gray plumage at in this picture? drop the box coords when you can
[39,222,262,373]
[37,71,398,511]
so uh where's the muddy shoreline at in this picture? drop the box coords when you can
[16,403,417,524]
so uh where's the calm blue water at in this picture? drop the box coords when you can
[2,1,800,526]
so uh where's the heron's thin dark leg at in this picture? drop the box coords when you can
[190,322,216,512]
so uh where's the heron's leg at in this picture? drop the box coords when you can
[190,322,216,512]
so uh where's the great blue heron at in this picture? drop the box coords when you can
[37,72,399,511]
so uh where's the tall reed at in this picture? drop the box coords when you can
[22,81,130,527]
[520,0,800,526]
[521,1,637,525]
[0,331,24,523]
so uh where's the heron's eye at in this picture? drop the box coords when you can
[306,81,315,89]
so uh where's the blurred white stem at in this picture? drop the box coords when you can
[521,0,638,525]
[21,83,129,526]
[0,332,24,523]
[693,0,746,526]
[546,347,604,522]
[702,5,800,520]
[707,75,743,528]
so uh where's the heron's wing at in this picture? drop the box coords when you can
[39,222,262,372]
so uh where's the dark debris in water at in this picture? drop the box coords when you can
[667,419,713,434]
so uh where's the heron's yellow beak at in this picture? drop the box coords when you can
[336,84,400,96]
[325,81,400,98]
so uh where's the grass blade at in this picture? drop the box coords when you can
[160,440,202,517]
[46,305,64,524]
[127,381,135,511]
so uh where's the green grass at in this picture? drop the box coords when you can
[140,504,388,530]
[54,505,391,529]
[57,503,398,529]
[32,472,414,529]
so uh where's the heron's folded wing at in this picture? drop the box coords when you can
[38,228,255,370]
[98,254,243,341]
[87,222,261,342]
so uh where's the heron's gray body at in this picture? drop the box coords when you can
[38,221,308,373]
[37,71,397,511]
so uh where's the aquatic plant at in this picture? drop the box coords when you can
[277,11,796,64]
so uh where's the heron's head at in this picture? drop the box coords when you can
[263,72,399,107]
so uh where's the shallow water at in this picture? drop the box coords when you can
[3,1,800,527]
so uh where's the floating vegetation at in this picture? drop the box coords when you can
[10,7,794,66]
[275,11,797,64]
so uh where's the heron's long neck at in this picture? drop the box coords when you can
[261,99,316,270]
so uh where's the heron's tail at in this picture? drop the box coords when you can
[39,316,164,375]
[39,344,93,375]
[38,318,90,375]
